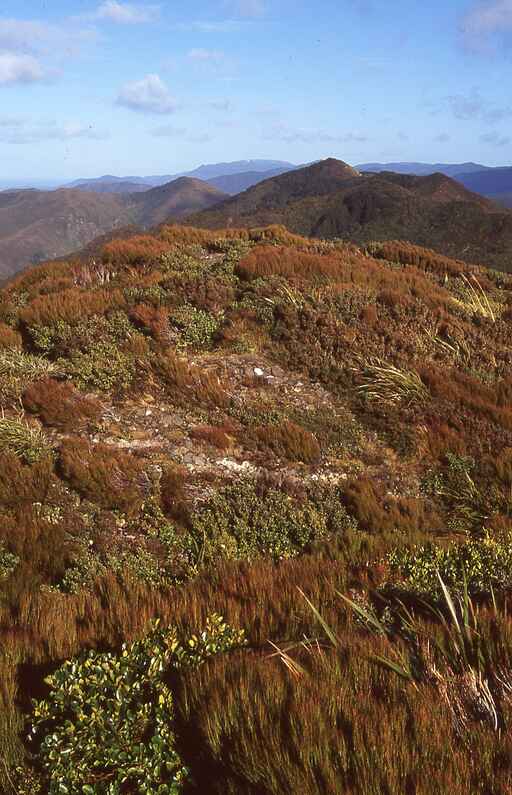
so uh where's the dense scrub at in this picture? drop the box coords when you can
[0,224,511,792]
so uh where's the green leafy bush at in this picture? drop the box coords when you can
[169,304,223,349]
[387,531,512,599]
[29,616,246,794]
[189,482,355,565]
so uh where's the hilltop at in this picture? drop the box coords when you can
[0,222,512,792]
[188,158,512,272]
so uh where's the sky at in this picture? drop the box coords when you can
[0,0,512,182]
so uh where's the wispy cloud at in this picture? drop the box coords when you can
[263,123,369,145]
[188,48,225,62]
[117,74,177,114]
[0,17,97,56]
[460,0,512,51]
[174,20,243,33]
[0,118,108,144]
[151,124,212,143]
[209,98,234,111]
[0,53,46,85]
[442,89,512,124]
[480,130,511,146]
[225,0,265,17]
[434,132,451,143]
[89,1,160,24]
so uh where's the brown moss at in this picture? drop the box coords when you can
[23,379,102,430]
[58,438,145,513]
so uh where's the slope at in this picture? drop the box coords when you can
[0,178,227,280]
[188,159,512,272]
[1,224,512,792]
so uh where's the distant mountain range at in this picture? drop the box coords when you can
[188,158,512,272]
[3,157,512,280]
[65,160,295,193]
[0,178,226,280]
[355,162,492,178]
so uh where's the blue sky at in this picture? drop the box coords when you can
[0,0,511,181]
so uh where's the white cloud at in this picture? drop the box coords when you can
[0,18,97,56]
[117,74,177,114]
[0,53,45,85]
[92,1,160,23]
[0,118,108,144]
[188,48,225,61]
[461,0,512,50]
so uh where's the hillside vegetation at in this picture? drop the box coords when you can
[189,158,512,273]
[0,223,512,792]
[0,179,226,281]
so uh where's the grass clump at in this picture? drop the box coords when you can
[0,417,52,464]
[254,420,321,464]
[23,379,102,430]
[356,358,429,405]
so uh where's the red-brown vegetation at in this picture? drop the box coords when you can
[254,420,321,464]
[0,452,54,508]
[19,287,126,327]
[23,379,102,430]
[58,438,145,513]
[0,323,22,349]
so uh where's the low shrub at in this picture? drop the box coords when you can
[254,420,321,464]
[58,438,145,513]
[27,615,246,794]
[386,531,512,599]
[188,482,354,566]
[23,379,102,430]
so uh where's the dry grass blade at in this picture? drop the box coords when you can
[355,358,429,405]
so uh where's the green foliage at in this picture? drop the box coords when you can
[387,531,512,599]
[0,417,52,464]
[30,616,246,794]
[61,341,136,392]
[169,303,223,349]
[422,453,498,532]
[0,543,19,580]
[189,482,356,566]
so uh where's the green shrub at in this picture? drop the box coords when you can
[61,341,136,392]
[29,616,246,794]
[189,482,354,566]
[169,304,223,349]
[387,531,512,600]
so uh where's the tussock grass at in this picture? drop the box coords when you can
[0,416,52,464]
[356,358,429,405]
